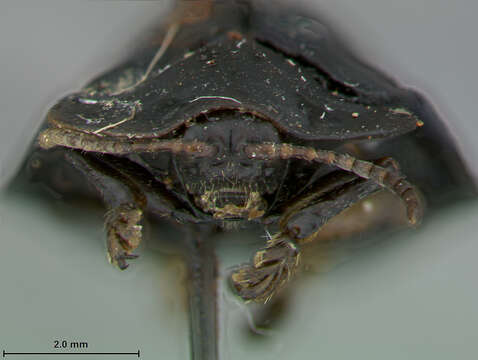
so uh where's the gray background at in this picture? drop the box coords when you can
[1,1,478,359]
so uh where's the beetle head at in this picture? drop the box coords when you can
[176,112,286,220]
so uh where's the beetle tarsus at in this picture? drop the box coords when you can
[105,203,143,270]
[231,234,300,303]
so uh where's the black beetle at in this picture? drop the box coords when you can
[18,0,477,358]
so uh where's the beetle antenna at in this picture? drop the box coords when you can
[245,143,424,225]
[38,128,214,156]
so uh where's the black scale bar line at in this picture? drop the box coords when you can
[2,350,140,357]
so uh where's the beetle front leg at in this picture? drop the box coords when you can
[104,203,143,270]
[231,233,300,303]
[231,165,394,303]
[65,151,146,270]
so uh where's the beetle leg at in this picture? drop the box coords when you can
[104,203,143,270]
[230,233,299,304]
[231,160,401,303]
[64,151,146,270]
[280,174,386,243]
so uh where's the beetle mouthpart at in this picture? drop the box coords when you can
[197,189,266,220]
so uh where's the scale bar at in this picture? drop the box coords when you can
[3,350,140,357]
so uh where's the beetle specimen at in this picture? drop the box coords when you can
[19,0,476,359]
